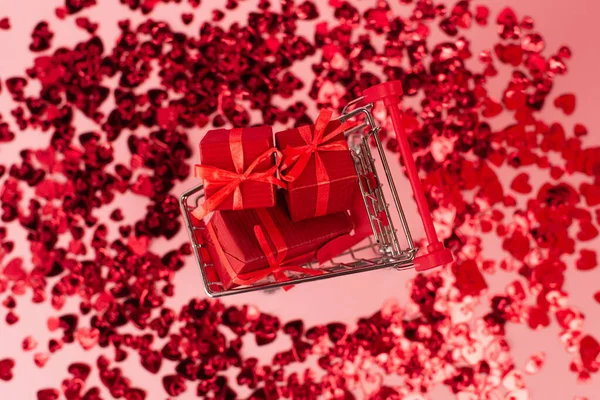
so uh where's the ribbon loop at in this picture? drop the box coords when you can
[192,147,286,221]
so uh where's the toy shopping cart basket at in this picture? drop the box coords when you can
[179,81,453,297]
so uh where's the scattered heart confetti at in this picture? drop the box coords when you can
[0,1,597,398]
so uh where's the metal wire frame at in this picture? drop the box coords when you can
[179,104,418,297]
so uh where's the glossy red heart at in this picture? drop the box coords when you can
[554,93,576,115]
[510,173,532,194]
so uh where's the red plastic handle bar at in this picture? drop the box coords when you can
[362,81,453,271]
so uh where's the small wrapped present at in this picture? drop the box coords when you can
[204,195,353,289]
[192,126,284,220]
[276,109,358,221]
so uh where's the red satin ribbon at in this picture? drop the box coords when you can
[206,208,323,288]
[192,128,286,220]
[280,109,355,217]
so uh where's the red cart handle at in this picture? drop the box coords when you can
[362,81,453,271]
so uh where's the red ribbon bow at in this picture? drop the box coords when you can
[206,208,324,289]
[280,109,356,217]
[192,129,286,220]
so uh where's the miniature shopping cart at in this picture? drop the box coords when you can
[179,81,453,297]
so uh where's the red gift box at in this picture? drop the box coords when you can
[276,109,358,222]
[192,126,284,220]
[203,196,353,289]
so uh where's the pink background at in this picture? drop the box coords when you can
[1,0,600,398]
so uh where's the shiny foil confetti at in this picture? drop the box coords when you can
[0,0,598,398]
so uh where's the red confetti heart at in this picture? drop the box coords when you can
[495,43,523,66]
[47,317,60,332]
[181,13,193,25]
[510,173,532,194]
[22,336,37,351]
[475,5,489,25]
[580,336,600,372]
[140,350,162,374]
[0,17,10,30]
[162,375,186,397]
[36,389,60,400]
[482,97,503,117]
[554,93,576,115]
[128,235,150,256]
[580,183,600,207]
[528,307,550,330]
[577,221,598,241]
[574,123,587,137]
[34,353,49,368]
[2,258,26,281]
[0,359,14,381]
[522,33,545,53]
[68,363,91,381]
[75,328,100,350]
[576,250,598,271]
[550,166,564,180]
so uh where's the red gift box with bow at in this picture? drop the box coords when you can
[276,109,358,222]
[192,126,284,220]
[203,195,353,290]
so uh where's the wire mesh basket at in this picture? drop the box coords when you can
[179,81,452,297]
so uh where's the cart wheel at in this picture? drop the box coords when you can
[414,247,453,272]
